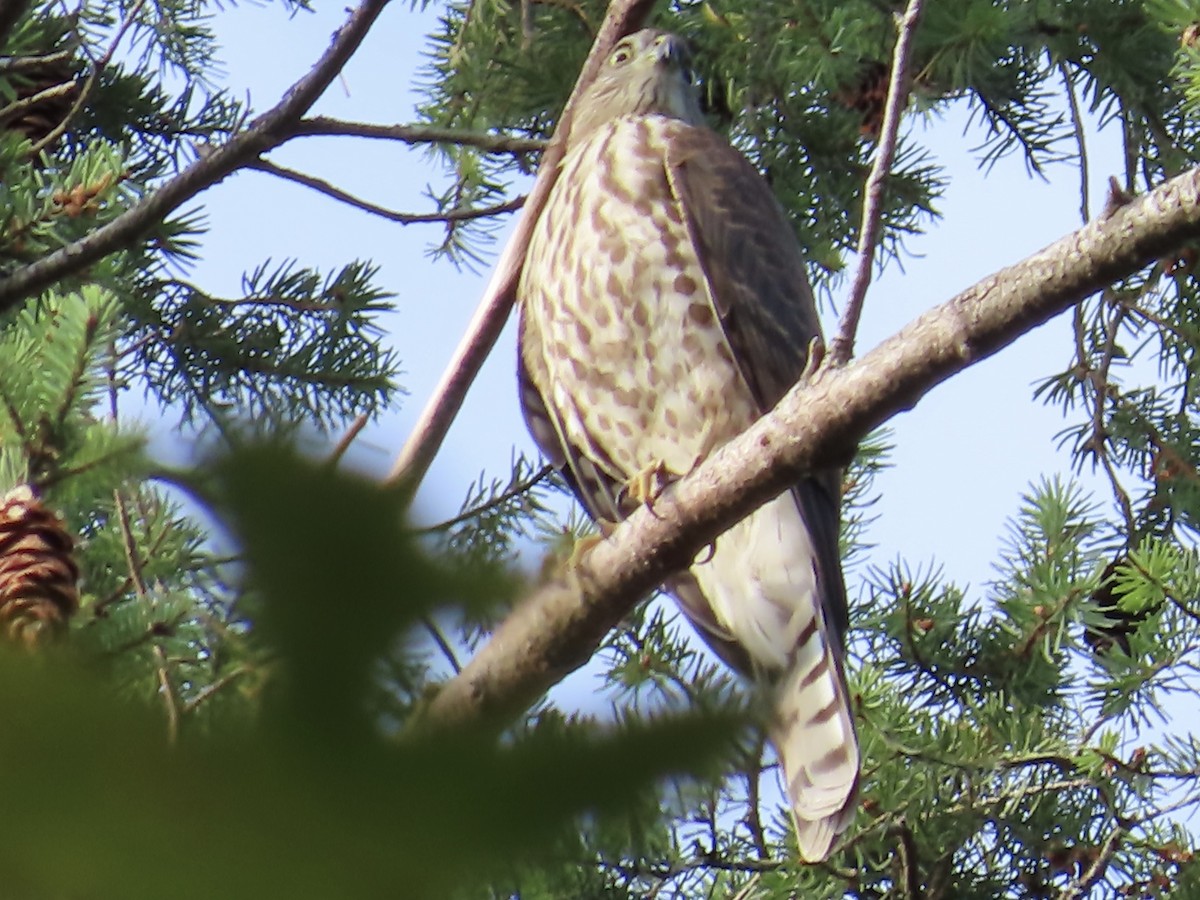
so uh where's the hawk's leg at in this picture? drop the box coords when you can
[565,519,617,570]
[535,519,618,582]
[622,456,721,562]
[621,459,678,512]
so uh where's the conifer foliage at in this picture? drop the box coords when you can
[5,0,1200,898]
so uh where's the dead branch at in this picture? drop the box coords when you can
[829,0,926,366]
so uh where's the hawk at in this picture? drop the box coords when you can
[516,28,858,861]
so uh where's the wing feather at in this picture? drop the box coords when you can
[663,125,849,641]
[517,312,625,524]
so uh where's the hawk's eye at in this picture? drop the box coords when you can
[611,45,633,65]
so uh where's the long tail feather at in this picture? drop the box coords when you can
[771,628,858,861]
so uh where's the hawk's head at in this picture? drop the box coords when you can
[568,29,705,146]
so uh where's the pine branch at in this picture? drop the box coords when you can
[420,463,553,535]
[328,413,369,468]
[0,80,76,128]
[1058,827,1121,900]
[0,49,75,76]
[0,0,391,312]
[284,117,546,154]
[152,642,180,744]
[829,0,926,366]
[384,0,659,489]
[248,158,525,225]
[1059,62,1092,225]
[418,163,1200,729]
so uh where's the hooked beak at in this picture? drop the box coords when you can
[653,33,692,72]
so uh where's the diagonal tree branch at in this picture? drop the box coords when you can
[384,0,658,489]
[419,165,1200,729]
[0,0,391,313]
[829,0,926,366]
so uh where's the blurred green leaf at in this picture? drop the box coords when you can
[0,649,741,900]
[208,443,515,739]
[0,440,745,900]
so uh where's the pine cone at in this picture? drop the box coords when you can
[1,19,84,151]
[0,485,79,647]
[6,62,80,147]
[833,61,892,139]
[1083,557,1157,657]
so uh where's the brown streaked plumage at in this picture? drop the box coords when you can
[516,28,858,861]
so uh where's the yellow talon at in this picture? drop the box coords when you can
[537,521,613,582]
[568,531,607,569]
[623,459,675,512]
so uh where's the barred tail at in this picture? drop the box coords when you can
[770,621,858,862]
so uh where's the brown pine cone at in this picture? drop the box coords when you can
[0,485,79,647]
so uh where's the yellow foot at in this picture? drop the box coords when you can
[567,531,605,569]
[622,459,677,513]
[538,521,616,582]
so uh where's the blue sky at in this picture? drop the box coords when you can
[190,2,1123,610]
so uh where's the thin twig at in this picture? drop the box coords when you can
[109,333,150,598]
[383,0,659,489]
[105,337,152,606]
[153,643,181,744]
[109,398,171,742]
[116,330,158,363]
[249,158,525,225]
[1093,302,1137,533]
[172,281,336,313]
[423,616,463,674]
[182,665,249,715]
[0,48,76,75]
[891,819,922,899]
[729,875,764,900]
[743,736,769,859]
[1070,289,1136,535]
[91,517,175,614]
[284,116,547,154]
[1058,61,1090,225]
[1058,826,1121,900]
[609,854,784,880]
[0,0,392,311]
[113,489,149,597]
[327,413,369,468]
[0,79,76,127]
[418,463,553,535]
[829,0,926,367]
